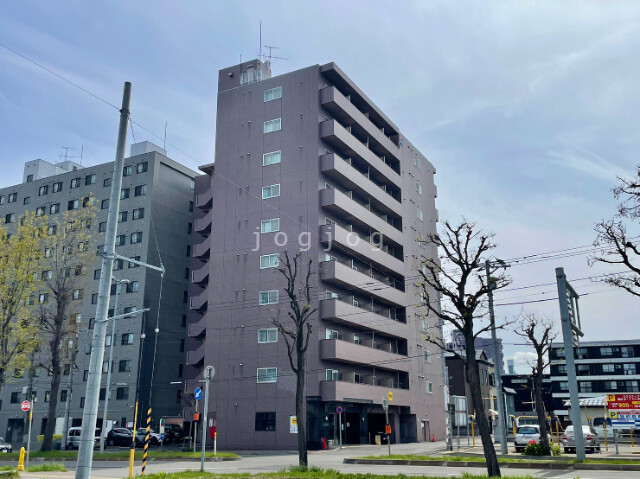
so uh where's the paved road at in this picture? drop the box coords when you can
[5,441,640,479]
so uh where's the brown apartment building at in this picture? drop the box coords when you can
[185,60,445,449]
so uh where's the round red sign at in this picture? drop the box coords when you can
[21,400,31,412]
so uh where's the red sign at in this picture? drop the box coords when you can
[607,394,640,410]
[21,401,31,412]
[385,425,392,435]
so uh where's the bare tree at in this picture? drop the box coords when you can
[592,166,640,296]
[40,206,94,450]
[270,251,316,467]
[418,220,511,478]
[514,314,556,455]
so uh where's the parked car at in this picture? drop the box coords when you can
[106,428,134,447]
[593,417,612,439]
[66,427,101,450]
[163,424,185,444]
[0,437,12,453]
[562,425,600,453]
[514,425,541,452]
[135,428,161,446]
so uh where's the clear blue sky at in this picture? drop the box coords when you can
[2,1,639,371]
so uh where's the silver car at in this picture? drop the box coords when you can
[562,425,600,453]
[0,437,12,453]
[514,425,540,452]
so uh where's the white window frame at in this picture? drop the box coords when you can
[262,184,280,199]
[259,290,279,305]
[261,218,280,234]
[257,367,277,383]
[416,207,424,221]
[325,369,338,381]
[258,328,278,344]
[263,150,282,166]
[325,329,339,340]
[260,253,279,269]
[416,182,422,195]
[263,118,281,134]
[264,86,282,102]
[426,381,433,393]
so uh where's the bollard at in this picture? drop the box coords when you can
[471,421,475,447]
[17,447,25,471]
[614,429,619,455]
[631,429,635,448]
[141,407,151,476]
[603,421,608,452]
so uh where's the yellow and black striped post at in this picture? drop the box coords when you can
[141,407,151,475]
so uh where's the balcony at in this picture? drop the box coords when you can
[186,341,204,366]
[320,379,410,405]
[320,120,401,190]
[195,186,213,209]
[188,321,206,338]
[321,339,410,372]
[191,263,209,285]
[320,224,404,276]
[193,238,210,260]
[194,215,212,235]
[320,260,405,308]
[320,87,400,165]
[320,299,407,339]
[319,188,403,247]
[189,288,208,312]
[320,153,401,217]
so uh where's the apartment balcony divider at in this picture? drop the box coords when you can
[191,262,210,285]
[189,288,208,312]
[193,237,211,259]
[194,215,212,235]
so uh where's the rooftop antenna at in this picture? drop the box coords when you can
[259,20,262,61]
[80,144,84,164]
[163,122,167,151]
[262,45,288,63]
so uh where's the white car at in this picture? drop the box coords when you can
[514,425,541,452]
[0,437,12,453]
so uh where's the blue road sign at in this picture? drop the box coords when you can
[194,387,203,400]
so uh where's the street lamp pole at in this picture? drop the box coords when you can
[200,366,215,472]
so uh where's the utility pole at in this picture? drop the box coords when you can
[556,267,585,460]
[100,278,129,453]
[62,348,77,451]
[485,260,508,455]
[76,82,131,479]
[200,365,214,472]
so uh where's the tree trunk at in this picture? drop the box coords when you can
[296,329,307,467]
[466,339,501,477]
[534,367,551,455]
[41,330,62,451]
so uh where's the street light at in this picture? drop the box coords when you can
[100,277,130,453]
[201,365,215,472]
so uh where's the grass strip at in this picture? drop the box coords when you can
[0,450,239,461]
[25,463,67,472]
[357,454,640,465]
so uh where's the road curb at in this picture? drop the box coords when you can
[344,458,640,471]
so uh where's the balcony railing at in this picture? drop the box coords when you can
[194,215,212,235]
[320,298,406,339]
[193,238,211,259]
[320,378,410,404]
[320,339,410,372]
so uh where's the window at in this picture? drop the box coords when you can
[424,351,431,363]
[258,328,278,343]
[622,346,635,358]
[118,211,128,222]
[260,253,279,269]
[88,318,94,329]
[124,307,137,318]
[602,364,615,373]
[41,270,52,281]
[557,364,567,374]
[91,294,98,304]
[416,207,423,221]
[50,203,60,214]
[182,315,187,328]
[120,188,130,200]
[71,178,81,189]
[34,206,45,217]
[123,166,132,177]
[8,193,17,203]
[102,361,109,373]
[99,388,106,400]
[325,290,338,300]
[39,185,48,196]
[131,232,143,244]
[85,174,96,185]
[129,256,140,268]
[10,392,20,403]
[257,367,277,383]
[187,223,192,234]
[180,339,185,352]
[101,199,109,209]
[23,196,30,205]
[115,234,126,246]
[38,293,49,304]
[416,182,423,195]
[44,391,51,402]
[134,185,146,196]
[624,364,636,375]
[559,381,569,391]
[178,364,183,377]
[261,218,280,234]
[259,290,279,305]
[27,174,33,183]
[132,208,144,220]
[136,162,148,173]
[255,412,276,431]
[121,333,134,345]
[189,200,194,212]
[628,381,639,392]
[580,382,593,393]
[186,245,191,257]
[4,214,15,224]
[60,389,68,402]
[53,181,62,193]
[325,329,339,340]
[126,281,139,293]
[0,195,4,205]
[80,397,85,407]
[116,387,129,400]
[104,178,112,187]
[190,179,195,190]
[72,289,83,300]
[262,184,280,199]
[66,199,78,210]
[606,380,618,390]
[105,335,112,347]
[264,86,282,102]
[555,348,566,359]
[99,222,106,232]
[601,347,613,356]
[263,150,281,166]
[44,248,52,258]
[414,155,422,169]
[93,269,101,280]
[113,259,123,271]
[325,369,338,381]
[263,118,281,134]
[119,360,131,372]
[426,381,433,394]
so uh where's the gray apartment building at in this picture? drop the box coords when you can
[185,60,445,450]
[0,141,197,447]
[549,339,640,425]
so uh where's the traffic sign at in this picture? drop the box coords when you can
[385,425,391,435]
[194,387,203,400]
[21,401,31,412]
[388,391,393,401]
[204,365,215,380]
[336,406,343,414]
[382,399,389,411]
